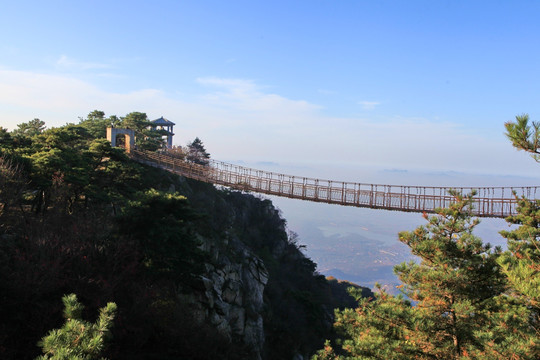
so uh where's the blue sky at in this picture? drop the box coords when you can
[1,0,540,177]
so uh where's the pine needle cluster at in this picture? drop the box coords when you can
[36,294,117,360]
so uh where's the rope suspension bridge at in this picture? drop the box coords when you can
[129,149,539,219]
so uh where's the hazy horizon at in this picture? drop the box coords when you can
[256,164,527,292]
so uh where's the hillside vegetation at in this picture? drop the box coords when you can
[0,112,372,360]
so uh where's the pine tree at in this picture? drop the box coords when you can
[503,115,540,309]
[395,191,507,359]
[312,286,417,360]
[186,137,210,165]
[503,199,540,309]
[315,191,509,359]
[494,196,540,357]
[493,114,540,357]
[36,294,117,360]
[504,113,540,162]
[12,118,46,138]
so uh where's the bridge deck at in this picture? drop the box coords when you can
[130,149,538,218]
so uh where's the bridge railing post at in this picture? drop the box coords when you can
[422,187,426,212]
[327,181,331,202]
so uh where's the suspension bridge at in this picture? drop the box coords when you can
[128,149,538,218]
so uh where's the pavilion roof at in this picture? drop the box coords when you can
[152,116,175,126]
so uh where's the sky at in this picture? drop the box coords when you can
[1,0,540,178]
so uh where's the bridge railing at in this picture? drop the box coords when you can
[129,149,538,218]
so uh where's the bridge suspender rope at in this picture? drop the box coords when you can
[129,149,538,219]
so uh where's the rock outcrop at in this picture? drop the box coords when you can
[174,179,373,360]
[182,235,269,359]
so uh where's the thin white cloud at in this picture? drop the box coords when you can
[0,68,101,110]
[196,76,321,116]
[358,101,381,110]
[0,68,534,176]
[56,55,111,71]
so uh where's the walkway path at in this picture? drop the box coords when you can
[130,149,538,218]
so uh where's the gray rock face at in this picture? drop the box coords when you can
[184,237,269,359]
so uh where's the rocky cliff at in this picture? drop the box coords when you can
[183,236,269,359]
[175,178,374,359]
